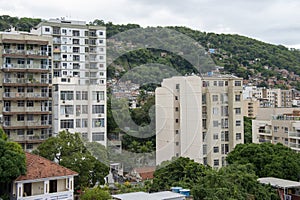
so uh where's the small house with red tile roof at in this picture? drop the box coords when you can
[130,166,156,181]
[11,152,78,200]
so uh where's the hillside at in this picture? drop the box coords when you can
[1,15,300,89]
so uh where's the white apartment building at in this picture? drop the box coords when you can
[252,108,300,152]
[32,19,107,146]
[243,86,293,108]
[156,75,244,168]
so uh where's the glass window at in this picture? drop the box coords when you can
[235,94,241,101]
[92,91,104,101]
[27,115,34,121]
[236,120,241,126]
[82,119,88,128]
[61,91,74,100]
[214,159,219,166]
[27,101,34,107]
[17,115,25,121]
[213,133,218,140]
[236,133,242,140]
[92,105,104,114]
[60,119,74,129]
[76,119,81,128]
[76,91,81,100]
[235,81,242,86]
[213,120,219,127]
[213,146,219,153]
[82,105,88,114]
[92,118,105,127]
[82,91,88,100]
[235,108,241,114]
[92,132,104,141]
[212,95,218,101]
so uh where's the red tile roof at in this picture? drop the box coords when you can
[15,152,78,181]
[134,166,156,180]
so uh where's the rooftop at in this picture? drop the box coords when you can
[112,191,185,200]
[258,177,300,188]
[15,152,78,182]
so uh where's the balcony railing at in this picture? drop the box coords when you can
[289,142,300,149]
[9,134,50,142]
[288,132,300,138]
[2,64,50,70]
[3,92,50,98]
[3,78,50,84]
[18,190,72,200]
[3,107,51,113]
[3,49,48,56]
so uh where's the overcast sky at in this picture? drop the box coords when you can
[1,0,299,48]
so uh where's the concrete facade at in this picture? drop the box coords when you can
[0,31,53,151]
[156,75,244,168]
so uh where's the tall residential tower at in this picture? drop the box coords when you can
[32,19,107,146]
[156,75,244,168]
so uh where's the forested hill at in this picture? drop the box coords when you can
[1,15,300,87]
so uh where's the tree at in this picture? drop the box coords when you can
[192,164,279,200]
[85,141,109,165]
[151,157,209,191]
[226,143,300,181]
[33,131,109,188]
[244,116,252,143]
[0,129,26,197]
[80,187,111,200]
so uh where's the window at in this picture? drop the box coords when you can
[17,115,25,121]
[235,94,241,101]
[61,91,74,100]
[60,119,74,129]
[99,40,103,44]
[213,120,219,127]
[26,144,33,150]
[213,133,218,140]
[72,30,80,36]
[221,118,228,128]
[82,105,88,114]
[221,144,229,154]
[218,81,224,86]
[62,29,67,34]
[27,87,33,93]
[235,81,242,86]
[221,106,228,116]
[73,55,80,61]
[76,119,81,128]
[221,131,229,141]
[176,142,179,146]
[60,105,74,115]
[175,96,178,100]
[213,107,219,115]
[176,84,180,90]
[45,27,50,32]
[82,119,88,128]
[213,81,217,86]
[221,93,228,103]
[235,108,241,114]
[175,130,179,134]
[17,129,24,135]
[212,95,218,102]
[203,144,207,155]
[213,146,219,153]
[26,101,34,107]
[92,118,105,127]
[92,91,104,101]
[92,105,104,114]
[27,115,34,121]
[274,126,279,132]
[202,94,206,104]
[82,91,88,100]
[214,159,219,166]
[175,119,179,123]
[236,133,242,140]
[76,91,81,100]
[284,127,288,133]
[175,107,179,112]
[203,132,207,142]
[18,101,25,107]
[236,120,241,126]
[27,129,33,135]
[18,87,25,93]
[92,132,104,141]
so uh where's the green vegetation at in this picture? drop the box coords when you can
[226,142,300,181]
[33,131,109,189]
[151,157,278,200]
[80,187,111,200]
[244,116,253,143]
[0,129,26,198]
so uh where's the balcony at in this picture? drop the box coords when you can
[289,142,300,150]
[2,120,51,129]
[3,92,50,100]
[2,49,48,58]
[289,131,300,139]
[2,64,50,72]
[3,106,51,115]
[3,78,50,86]
[258,129,272,135]
[17,190,73,200]
[9,134,50,143]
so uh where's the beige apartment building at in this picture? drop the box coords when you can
[252,108,300,152]
[0,31,53,151]
[156,74,244,168]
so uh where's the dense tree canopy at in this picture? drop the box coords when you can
[33,131,109,189]
[80,187,111,200]
[0,129,26,183]
[226,143,300,181]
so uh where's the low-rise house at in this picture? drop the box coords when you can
[11,152,78,200]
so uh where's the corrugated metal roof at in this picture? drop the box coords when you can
[258,177,300,188]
